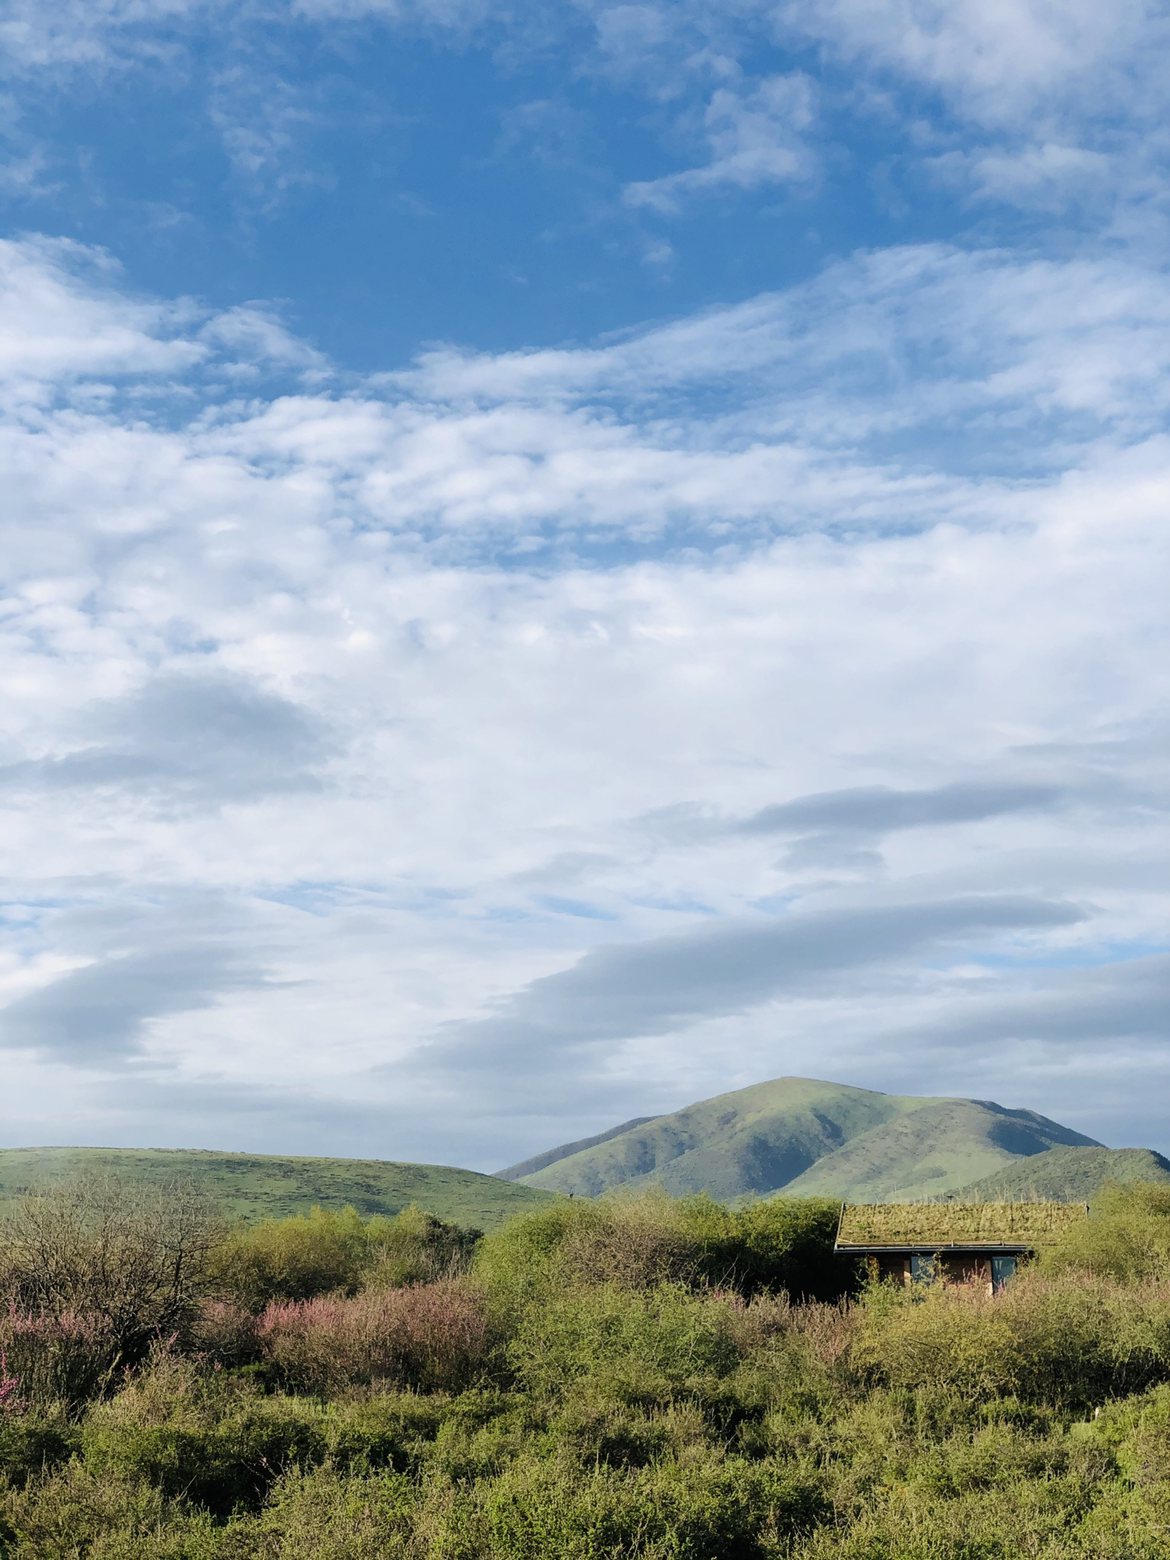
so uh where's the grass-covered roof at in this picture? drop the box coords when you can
[836,1201,1088,1248]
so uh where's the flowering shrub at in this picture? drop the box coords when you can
[257,1278,490,1394]
[0,1306,118,1409]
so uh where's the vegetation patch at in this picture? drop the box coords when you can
[0,1175,1168,1555]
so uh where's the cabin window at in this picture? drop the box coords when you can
[910,1253,936,1285]
[991,1254,1017,1292]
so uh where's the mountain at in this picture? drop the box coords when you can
[498,1117,661,1182]
[506,1077,1101,1202]
[954,1146,1170,1202]
[0,1148,554,1230]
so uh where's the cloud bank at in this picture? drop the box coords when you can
[0,221,1162,1168]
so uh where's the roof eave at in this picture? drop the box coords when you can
[835,1242,1035,1255]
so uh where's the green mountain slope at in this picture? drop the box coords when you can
[954,1146,1170,1202]
[778,1099,1098,1201]
[0,1148,554,1229]
[513,1077,1101,1202]
[498,1117,661,1182]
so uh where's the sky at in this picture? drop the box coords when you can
[0,0,1166,1171]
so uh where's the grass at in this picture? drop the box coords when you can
[836,1201,1089,1248]
[0,1147,555,1230]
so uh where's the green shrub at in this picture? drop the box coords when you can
[0,1464,227,1560]
[322,1391,448,1475]
[1042,1182,1170,1283]
[254,1463,422,1559]
[0,1420,75,1488]
[852,1272,1170,1407]
[442,1452,826,1560]
[209,1203,481,1312]
[509,1282,742,1404]
[474,1192,853,1315]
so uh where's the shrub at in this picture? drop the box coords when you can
[0,1307,120,1410]
[258,1278,490,1394]
[209,1203,481,1310]
[0,1419,75,1488]
[208,1205,372,1310]
[724,1198,859,1301]
[323,1391,448,1475]
[1042,1182,1170,1283]
[255,1463,422,1559]
[474,1193,854,1314]
[852,1271,1170,1407]
[442,1452,826,1560]
[0,1462,227,1560]
[0,1175,221,1373]
[509,1283,742,1404]
[189,1300,260,1369]
[84,1393,328,1517]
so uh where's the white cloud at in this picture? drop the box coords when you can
[624,72,816,212]
[0,233,1165,1164]
[779,0,1162,126]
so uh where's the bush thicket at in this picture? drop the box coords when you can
[0,1179,1169,1555]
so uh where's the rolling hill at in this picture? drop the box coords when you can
[502,1077,1103,1202]
[0,1147,554,1230]
[953,1146,1170,1202]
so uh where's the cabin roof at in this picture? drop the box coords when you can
[835,1201,1088,1252]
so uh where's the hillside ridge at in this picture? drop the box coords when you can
[497,1116,661,1182]
[0,1146,554,1229]
[511,1076,1104,1203]
[953,1145,1170,1202]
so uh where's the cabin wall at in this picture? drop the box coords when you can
[864,1250,1020,1294]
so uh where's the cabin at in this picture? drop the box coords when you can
[834,1201,1089,1293]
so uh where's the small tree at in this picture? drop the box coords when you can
[0,1174,222,1370]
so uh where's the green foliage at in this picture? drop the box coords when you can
[474,1190,856,1313]
[208,1201,482,1309]
[853,1267,1170,1407]
[508,1283,742,1402]
[6,1183,1170,1556]
[1039,1180,1170,1281]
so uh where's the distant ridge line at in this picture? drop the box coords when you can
[496,1117,662,1181]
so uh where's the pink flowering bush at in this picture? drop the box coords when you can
[257,1278,490,1394]
[0,1307,119,1409]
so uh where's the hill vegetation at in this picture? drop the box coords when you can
[509,1077,1100,1203]
[3,1177,1170,1556]
[0,1147,553,1230]
[954,1145,1170,1202]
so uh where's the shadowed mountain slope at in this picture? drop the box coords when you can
[509,1077,1101,1202]
[954,1146,1170,1202]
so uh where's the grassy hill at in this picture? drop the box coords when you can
[510,1077,1101,1202]
[953,1145,1170,1202]
[0,1148,554,1230]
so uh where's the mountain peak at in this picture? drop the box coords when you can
[506,1076,1102,1202]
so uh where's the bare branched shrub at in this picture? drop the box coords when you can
[0,1174,222,1373]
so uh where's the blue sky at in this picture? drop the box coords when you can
[0,0,1166,1168]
